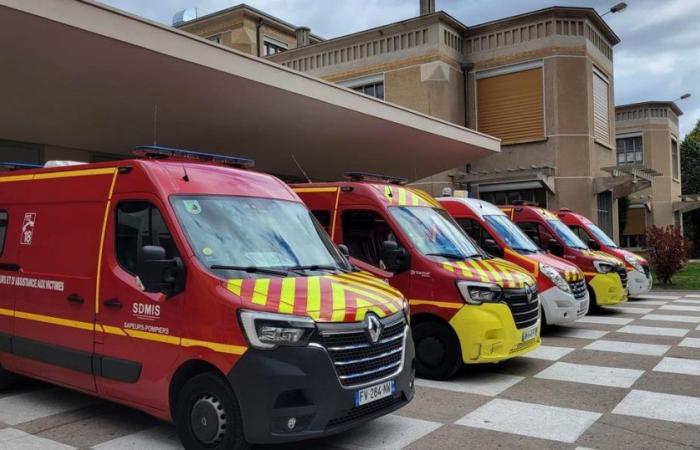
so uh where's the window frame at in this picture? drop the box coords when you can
[339,74,385,100]
[671,137,680,180]
[592,67,611,146]
[263,36,288,56]
[616,134,643,166]
[340,208,406,269]
[206,34,222,44]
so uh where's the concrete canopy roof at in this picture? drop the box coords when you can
[0,0,499,182]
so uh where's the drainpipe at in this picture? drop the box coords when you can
[256,18,263,57]
[461,62,473,128]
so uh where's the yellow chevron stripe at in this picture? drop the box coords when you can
[481,260,504,285]
[397,188,407,205]
[227,279,243,296]
[278,277,296,314]
[252,278,270,306]
[331,282,346,322]
[180,338,247,355]
[469,260,490,283]
[306,276,321,319]
[455,261,472,277]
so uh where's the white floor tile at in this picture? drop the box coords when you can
[577,316,634,325]
[584,340,670,356]
[679,337,700,348]
[613,390,700,426]
[606,306,654,315]
[416,373,524,397]
[326,414,442,450]
[456,399,601,443]
[654,357,700,377]
[684,294,700,299]
[93,425,181,450]
[522,345,575,361]
[535,362,644,388]
[628,300,667,306]
[634,294,679,300]
[551,328,609,340]
[0,428,75,449]
[660,305,700,313]
[616,325,689,337]
[640,314,700,324]
[0,389,95,426]
[674,299,700,304]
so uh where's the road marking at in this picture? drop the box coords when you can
[92,425,181,450]
[326,414,442,449]
[584,340,670,356]
[627,300,667,306]
[660,305,700,313]
[534,362,644,388]
[606,306,654,315]
[456,399,601,443]
[522,345,575,361]
[679,337,700,348]
[674,299,700,304]
[416,373,524,397]
[613,390,700,426]
[684,294,700,299]
[0,389,95,425]
[653,357,700,377]
[0,428,76,449]
[635,294,679,300]
[551,328,609,340]
[640,314,700,324]
[616,325,690,337]
[577,316,634,325]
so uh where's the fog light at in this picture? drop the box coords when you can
[287,417,296,430]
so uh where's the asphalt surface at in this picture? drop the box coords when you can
[1,291,699,449]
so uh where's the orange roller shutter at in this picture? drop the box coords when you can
[593,69,610,144]
[477,68,544,144]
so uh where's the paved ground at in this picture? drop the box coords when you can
[1,292,700,449]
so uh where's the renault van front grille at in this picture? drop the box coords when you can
[568,279,587,299]
[312,313,406,388]
[615,267,628,290]
[502,287,540,329]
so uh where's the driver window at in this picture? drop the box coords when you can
[456,218,492,248]
[342,210,401,268]
[571,225,592,242]
[116,201,179,274]
[518,222,553,247]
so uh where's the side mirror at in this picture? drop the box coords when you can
[588,239,600,251]
[547,239,564,257]
[337,244,350,257]
[136,245,185,296]
[381,241,410,273]
[483,239,503,258]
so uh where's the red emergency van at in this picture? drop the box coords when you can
[502,203,628,308]
[438,197,589,325]
[557,208,652,297]
[293,174,540,380]
[0,149,415,448]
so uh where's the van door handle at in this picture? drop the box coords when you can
[67,294,84,304]
[103,298,122,309]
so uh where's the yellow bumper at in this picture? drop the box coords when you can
[448,303,540,364]
[589,273,627,306]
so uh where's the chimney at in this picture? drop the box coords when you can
[295,27,311,47]
[420,0,435,16]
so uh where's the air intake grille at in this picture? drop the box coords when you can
[568,279,587,299]
[616,267,628,290]
[503,287,540,329]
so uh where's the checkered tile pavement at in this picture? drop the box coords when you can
[1,292,700,449]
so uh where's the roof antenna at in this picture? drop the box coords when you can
[291,154,311,183]
[182,165,190,182]
[153,105,158,145]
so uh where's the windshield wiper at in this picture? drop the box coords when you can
[210,265,289,277]
[426,252,479,260]
[285,264,347,273]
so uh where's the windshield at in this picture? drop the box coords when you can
[171,196,348,277]
[547,219,588,250]
[389,206,482,259]
[484,214,539,253]
[586,223,618,248]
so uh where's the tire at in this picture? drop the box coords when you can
[0,365,17,391]
[586,286,600,314]
[175,372,249,450]
[412,321,462,380]
[540,305,549,328]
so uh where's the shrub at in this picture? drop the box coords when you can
[646,224,690,284]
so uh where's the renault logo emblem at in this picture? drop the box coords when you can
[525,284,535,303]
[366,314,383,343]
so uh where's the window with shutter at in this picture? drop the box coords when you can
[476,66,544,144]
[593,69,610,144]
[671,138,679,179]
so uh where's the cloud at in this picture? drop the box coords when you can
[99,0,700,137]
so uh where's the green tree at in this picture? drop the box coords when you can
[681,119,700,257]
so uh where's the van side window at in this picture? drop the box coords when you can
[116,202,180,274]
[518,222,553,248]
[311,210,332,233]
[456,218,491,248]
[0,211,7,255]
[570,225,592,243]
[342,210,402,268]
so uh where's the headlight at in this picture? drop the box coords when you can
[401,297,410,321]
[624,254,644,273]
[239,310,315,350]
[540,264,571,293]
[457,281,502,305]
[593,260,615,274]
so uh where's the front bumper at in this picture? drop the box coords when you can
[628,269,652,297]
[227,329,415,444]
[539,287,589,325]
[588,272,627,306]
[448,303,540,364]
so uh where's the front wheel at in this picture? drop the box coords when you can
[413,321,462,380]
[175,372,249,450]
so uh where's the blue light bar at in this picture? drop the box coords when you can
[0,162,43,171]
[133,146,255,168]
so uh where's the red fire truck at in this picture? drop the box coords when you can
[0,149,414,449]
[293,174,540,381]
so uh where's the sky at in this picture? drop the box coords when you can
[99,0,700,138]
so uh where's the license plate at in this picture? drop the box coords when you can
[521,325,538,342]
[355,380,396,407]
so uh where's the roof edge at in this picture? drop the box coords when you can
[616,101,683,116]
